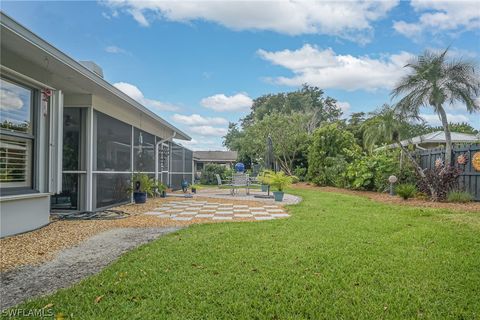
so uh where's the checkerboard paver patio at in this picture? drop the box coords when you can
[144,200,290,221]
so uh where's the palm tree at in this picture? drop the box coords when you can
[392,48,480,165]
[362,105,438,198]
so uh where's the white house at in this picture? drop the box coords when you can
[0,13,194,237]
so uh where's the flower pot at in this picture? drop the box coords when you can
[160,191,166,198]
[273,191,284,202]
[133,192,147,204]
[261,184,269,192]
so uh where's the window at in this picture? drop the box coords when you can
[133,128,155,172]
[0,78,34,189]
[94,111,131,171]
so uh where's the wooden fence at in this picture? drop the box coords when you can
[415,143,480,201]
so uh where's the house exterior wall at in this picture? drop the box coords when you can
[0,13,192,237]
[0,193,50,237]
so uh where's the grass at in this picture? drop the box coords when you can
[6,188,480,319]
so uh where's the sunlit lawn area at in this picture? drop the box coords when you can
[10,188,480,319]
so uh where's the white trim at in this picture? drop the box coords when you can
[92,171,137,174]
[85,107,93,211]
[48,90,63,194]
[0,65,55,90]
[0,192,50,202]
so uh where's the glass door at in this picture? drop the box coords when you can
[51,107,86,211]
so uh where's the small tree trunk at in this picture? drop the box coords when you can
[395,140,437,199]
[437,105,452,165]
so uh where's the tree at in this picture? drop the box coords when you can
[431,122,479,135]
[392,48,480,165]
[362,105,441,199]
[308,122,361,186]
[241,113,309,175]
[242,85,342,130]
[224,86,342,171]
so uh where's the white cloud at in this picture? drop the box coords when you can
[113,82,179,111]
[258,44,414,91]
[171,114,228,126]
[0,88,23,110]
[336,101,351,114]
[178,137,225,151]
[201,93,253,112]
[105,45,127,54]
[189,126,228,137]
[102,0,399,43]
[394,1,480,38]
[420,113,470,126]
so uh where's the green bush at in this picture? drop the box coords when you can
[447,190,474,203]
[396,184,417,200]
[308,122,361,186]
[199,164,232,185]
[293,166,307,182]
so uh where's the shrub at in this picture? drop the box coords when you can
[345,155,376,190]
[417,165,461,201]
[308,122,361,186]
[293,166,307,182]
[345,150,401,191]
[199,164,231,185]
[396,184,417,200]
[447,190,474,203]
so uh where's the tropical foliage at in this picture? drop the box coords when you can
[264,171,294,192]
[221,48,479,202]
[395,184,417,200]
[307,122,360,186]
[392,48,480,164]
[200,164,233,185]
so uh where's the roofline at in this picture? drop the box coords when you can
[0,12,191,141]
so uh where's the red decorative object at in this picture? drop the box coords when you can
[457,154,467,165]
[42,88,52,102]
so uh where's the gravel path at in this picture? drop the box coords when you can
[0,227,180,310]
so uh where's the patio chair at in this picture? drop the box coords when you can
[231,173,250,195]
[215,174,234,194]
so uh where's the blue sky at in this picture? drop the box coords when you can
[2,1,479,150]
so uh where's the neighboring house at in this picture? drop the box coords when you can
[193,151,238,171]
[380,131,480,150]
[0,13,193,237]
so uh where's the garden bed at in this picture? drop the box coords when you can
[294,183,480,212]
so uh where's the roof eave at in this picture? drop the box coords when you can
[0,12,191,141]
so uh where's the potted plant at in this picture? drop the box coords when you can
[191,184,201,194]
[156,182,167,198]
[266,171,294,202]
[258,170,273,192]
[129,173,155,204]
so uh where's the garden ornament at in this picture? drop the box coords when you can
[388,175,398,196]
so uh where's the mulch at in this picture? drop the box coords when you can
[293,183,480,213]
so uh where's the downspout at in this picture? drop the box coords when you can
[155,132,176,183]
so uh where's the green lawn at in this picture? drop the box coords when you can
[8,188,480,319]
